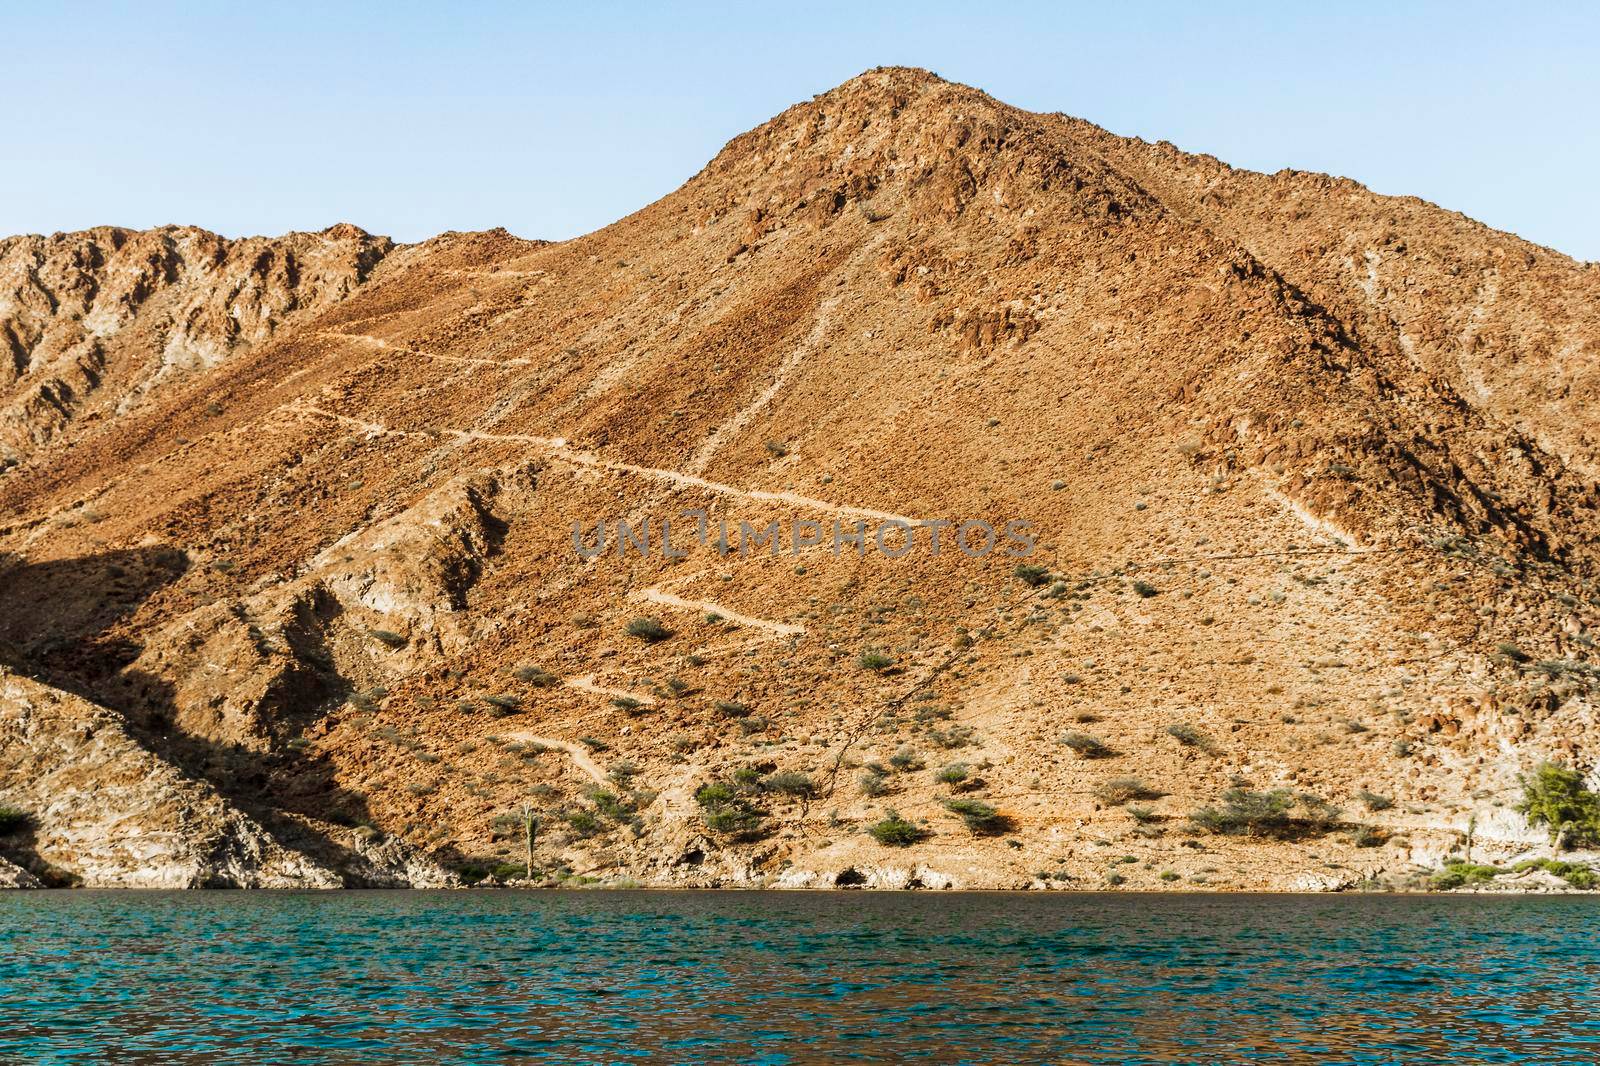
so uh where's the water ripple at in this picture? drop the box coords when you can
[1,891,1598,1063]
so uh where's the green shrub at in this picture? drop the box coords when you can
[1165,723,1212,751]
[927,724,977,749]
[1013,563,1051,588]
[587,789,632,821]
[857,648,894,671]
[611,696,646,714]
[859,767,891,797]
[1431,861,1500,890]
[695,780,768,839]
[1517,763,1600,848]
[889,745,924,771]
[1095,777,1163,805]
[1511,858,1599,889]
[1131,580,1159,598]
[1188,788,1342,839]
[935,763,970,786]
[1060,732,1116,759]
[369,629,407,648]
[1159,870,1180,882]
[484,694,522,713]
[626,617,673,642]
[564,808,602,837]
[513,665,558,687]
[868,811,927,846]
[713,700,752,719]
[942,797,1010,835]
[760,771,817,799]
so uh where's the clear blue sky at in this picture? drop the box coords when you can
[5,2,1597,260]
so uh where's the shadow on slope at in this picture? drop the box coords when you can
[0,548,392,884]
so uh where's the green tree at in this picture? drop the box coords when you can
[1518,763,1600,849]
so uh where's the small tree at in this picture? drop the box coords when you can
[695,780,768,840]
[868,810,927,846]
[1518,763,1600,849]
[520,803,540,881]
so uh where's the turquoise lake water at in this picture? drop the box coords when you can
[2,891,1597,1063]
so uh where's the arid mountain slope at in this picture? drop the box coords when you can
[1,68,1596,890]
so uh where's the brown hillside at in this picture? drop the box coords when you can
[1,68,1596,890]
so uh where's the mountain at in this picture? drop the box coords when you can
[2,67,1596,890]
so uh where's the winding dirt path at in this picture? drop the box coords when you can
[287,403,924,525]
[501,732,609,787]
[628,588,804,637]
[563,674,656,706]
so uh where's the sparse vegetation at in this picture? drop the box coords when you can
[695,780,768,839]
[859,766,891,797]
[1131,580,1159,598]
[513,664,559,687]
[483,694,522,714]
[1165,722,1212,752]
[1517,762,1600,848]
[1349,825,1385,848]
[1060,732,1116,759]
[611,696,646,715]
[1511,857,1599,889]
[369,629,407,648]
[760,771,817,799]
[868,810,927,846]
[857,648,894,671]
[889,745,924,771]
[926,724,977,749]
[942,797,1011,835]
[1430,860,1501,890]
[1188,788,1343,839]
[1013,563,1051,588]
[1094,777,1163,806]
[935,762,970,786]
[626,617,673,642]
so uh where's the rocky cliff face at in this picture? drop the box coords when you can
[0,223,392,464]
[0,667,340,887]
[0,69,1596,890]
